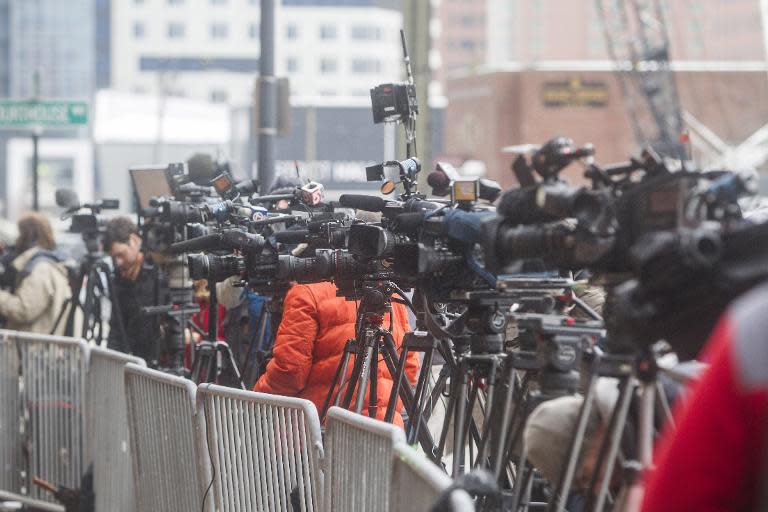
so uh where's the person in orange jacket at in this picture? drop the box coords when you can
[253,281,420,426]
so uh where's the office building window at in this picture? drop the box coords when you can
[320,58,337,74]
[210,23,229,39]
[351,58,380,74]
[319,24,337,40]
[210,89,229,103]
[351,25,381,40]
[167,22,185,39]
[168,0,184,4]
[286,57,299,72]
[249,23,259,39]
[133,21,146,39]
[286,24,298,40]
[211,0,227,4]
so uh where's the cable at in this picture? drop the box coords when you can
[201,396,216,512]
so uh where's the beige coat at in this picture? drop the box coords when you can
[0,247,71,335]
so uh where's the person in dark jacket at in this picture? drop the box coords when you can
[103,217,164,362]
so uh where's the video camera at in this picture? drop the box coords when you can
[483,136,762,357]
[56,189,120,253]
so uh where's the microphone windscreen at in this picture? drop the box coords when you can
[427,170,450,190]
[55,189,80,209]
[339,194,387,212]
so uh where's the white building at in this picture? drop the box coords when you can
[111,0,404,107]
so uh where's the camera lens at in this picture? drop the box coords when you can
[188,253,244,281]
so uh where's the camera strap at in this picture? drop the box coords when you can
[18,250,68,280]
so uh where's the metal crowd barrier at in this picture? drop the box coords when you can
[197,384,324,512]
[0,332,22,497]
[0,330,89,504]
[323,406,407,512]
[0,490,65,512]
[86,347,145,512]
[124,363,210,512]
[390,442,457,512]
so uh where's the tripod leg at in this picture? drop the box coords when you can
[423,363,449,423]
[492,362,516,479]
[592,377,634,512]
[509,443,531,512]
[655,379,674,429]
[333,345,353,407]
[406,346,434,444]
[321,342,352,420]
[465,378,481,471]
[242,305,268,388]
[368,341,378,419]
[221,342,245,390]
[207,350,217,384]
[452,361,470,477]
[549,369,600,512]
[190,345,202,383]
[379,333,437,457]
[352,343,374,415]
[437,368,458,463]
[475,358,500,470]
[340,335,367,410]
[384,342,409,423]
[638,381,655,466]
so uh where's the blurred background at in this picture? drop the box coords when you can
[0,0,767,221]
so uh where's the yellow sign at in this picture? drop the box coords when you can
[542,78,608,108]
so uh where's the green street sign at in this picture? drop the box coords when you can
[0,100,89,127]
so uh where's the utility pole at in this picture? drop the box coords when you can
[401,0,432,182]
[257,0,277,192]
[31,70,41,211]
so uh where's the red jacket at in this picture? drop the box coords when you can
[254,282,419,426]
[642,286,768,512]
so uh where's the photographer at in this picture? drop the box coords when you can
[0,213,71,335]
[253,281,420,426]
[103,217,162,360]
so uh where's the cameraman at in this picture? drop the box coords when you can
[253,281,420,426]
[103,217,161,360]
[0,213,71,335]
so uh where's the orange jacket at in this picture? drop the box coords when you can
[254,282,419,426]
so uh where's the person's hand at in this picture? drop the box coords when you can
[184,328,203,346]
[121,252,144,281]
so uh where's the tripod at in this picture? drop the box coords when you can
[432,299,511,478]
[319,282,435,450]
[189,279,245,389]
[239,295,283,390]
[53,235,128,348]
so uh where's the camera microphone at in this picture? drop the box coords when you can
[55,189,80,209]
[274,230,309,244]
[427,170,451,196]
[235,179,259,196]
[339,194,387,212]
[167,233,223,254]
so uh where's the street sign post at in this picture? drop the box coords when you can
[0,100,89,210]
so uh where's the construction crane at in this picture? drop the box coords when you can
[595,0,687,160]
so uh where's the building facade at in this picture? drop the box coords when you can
[7,0,96,99]
[111,0,405,106]
[445,67,768,190]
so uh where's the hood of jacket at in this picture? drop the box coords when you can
[12,246,70,278]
